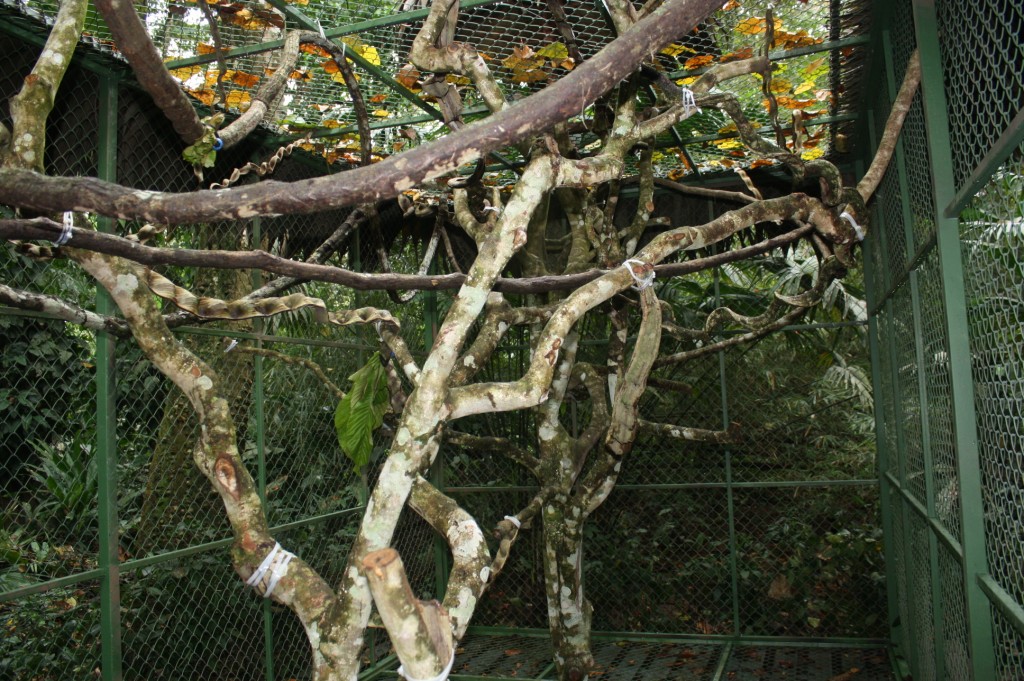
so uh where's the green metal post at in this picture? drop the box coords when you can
[880,28,946,679]
[911,3,997,679]
[860,142,902,662]
[251,216,276,681]
[713,241,741,636]
[96,73,122,681]
[869,35,920,671]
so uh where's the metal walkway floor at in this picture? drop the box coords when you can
[362,632,897,681]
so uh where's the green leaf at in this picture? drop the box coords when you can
[334,353,389,469]
[536,42,569,60]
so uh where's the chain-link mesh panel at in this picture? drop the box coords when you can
[902,96,935,251]
[732,486,884,638]
[906,510,936,681]
[453,490,547,630]
[938,545,971,680]
[888,489,911,669]
[587,488,733,635]
[120,548,268,680]
[875,308,899,479]
[892,284,925,502]
[937,0,1024,194]
[961,148,1024,614]
[0,581,101,680]
[916,249,960,539]
[878,157,908,284]
[992,607,1024,681]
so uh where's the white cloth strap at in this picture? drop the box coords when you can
[681,88,701,116]
[503,515,522,529]
[397,650,456,681]
[53,212,74,246]
[840,210,865,241]
[246,542,294,598]
[622,259,655,290]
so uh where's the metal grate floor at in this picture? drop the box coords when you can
[362,633,897,681]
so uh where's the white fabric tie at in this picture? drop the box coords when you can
[681,88,701,116]
[53,212,74,246]
[840,211,865,241]
[246,542,294,598]
[397,650,456,681]
[503,515,522,529]
[622,259,655,290]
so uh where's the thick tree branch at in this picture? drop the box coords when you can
[0,282,128,335]
[857,49,921,204]
[2,0,88,171]
[94,0,205,144]
[0,0,723,222]
[408,475,491,638]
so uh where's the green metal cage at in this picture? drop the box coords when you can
[0,0,1022,679]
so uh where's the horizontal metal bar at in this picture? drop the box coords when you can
[175,325,373,351]
[868,231,937,316]
[445,480,877,494]
[884,471,963,557]
[978,573,1024,638]
[465,625,888,646]
[165,0,505,70]
[121,506,364,571]
[0,567,104,603]
[683,114,857,145]
[945,105,1024,218]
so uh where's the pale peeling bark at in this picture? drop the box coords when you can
[363,548,453,680]
[67,249,352,680]
[2,0,87,171]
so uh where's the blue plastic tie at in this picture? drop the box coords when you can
[212,137,224,151]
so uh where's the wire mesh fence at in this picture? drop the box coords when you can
[865,0,1024,680]
[21,0,1024,676]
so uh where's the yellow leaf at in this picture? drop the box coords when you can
[187,88,216,106]
[536,41,568,64]
[321,119,343,129]
[372,109,391,117]
[197,43,216,55]
[713,138,743,150]
[683,55,715,70]
[770,78,792,93]
[231,70,260,88]
[794,80,816,95]
[446,74,472,85]
[225,90,251,109]
[342,37,381,66]
[736,16,781,35]
[396,64,421,89]
[801,146,825,161]
[169,65,202,81]
[660,42,697,57]
[720,46,754,63]
[801,56,828,79]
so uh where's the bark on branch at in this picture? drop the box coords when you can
[362,548,454,681]
[0,0,723,222]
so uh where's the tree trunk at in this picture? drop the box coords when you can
[542,502,594,681]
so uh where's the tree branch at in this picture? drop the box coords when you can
[2,0,88,171]
[94,0,205,144]
[0,0,724,222]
